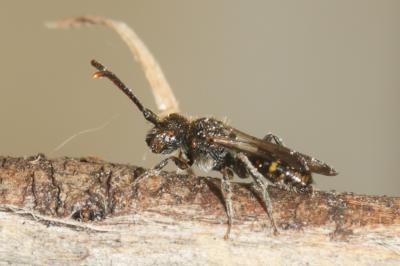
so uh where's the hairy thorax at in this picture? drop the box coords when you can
[184,117,233,172]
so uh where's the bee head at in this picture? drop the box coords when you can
[146,113,189,154]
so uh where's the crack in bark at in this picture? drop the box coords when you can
[48,160,62,215]
[30,171,38,208]
[106,169,114,215]
[88,166,115,219]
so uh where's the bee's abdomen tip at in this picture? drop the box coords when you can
[329,168,339,176]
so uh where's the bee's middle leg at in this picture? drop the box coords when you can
[220,168,234,240]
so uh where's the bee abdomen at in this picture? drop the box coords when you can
[251,158,312,191]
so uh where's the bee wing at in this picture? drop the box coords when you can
[213,127,338,176]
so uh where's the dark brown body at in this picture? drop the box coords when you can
[175,115,314,193]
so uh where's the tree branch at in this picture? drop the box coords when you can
[0,155,399,265]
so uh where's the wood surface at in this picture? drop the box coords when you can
[0,155,399,265]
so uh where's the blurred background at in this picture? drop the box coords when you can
[0,1,399,196]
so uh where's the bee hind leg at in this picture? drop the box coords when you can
[263,133,285,147]
[236,153,279,235]
[264,133,310,173]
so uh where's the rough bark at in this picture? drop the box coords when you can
[0,155,399,265]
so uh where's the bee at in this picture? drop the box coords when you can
[91,59,338,239]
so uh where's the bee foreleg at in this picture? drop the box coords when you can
[236,153,279,235]
[153,156,191,172]
[220,168,234,240]
[133,156,193,186]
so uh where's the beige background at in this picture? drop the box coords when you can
[0,1,399,196]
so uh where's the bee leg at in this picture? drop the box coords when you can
[220,168,234,240]
[263,133,285,147]
[177,150,196,178]
[133,156,192,186]
[236,153,279,235]
[154,156,192,171]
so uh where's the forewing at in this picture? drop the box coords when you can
[213,127,338,176]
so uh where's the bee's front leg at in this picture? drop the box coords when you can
[133,156,193,186]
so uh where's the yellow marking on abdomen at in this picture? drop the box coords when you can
[269,161,278,173]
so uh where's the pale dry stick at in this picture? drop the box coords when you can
[47,16,179,116]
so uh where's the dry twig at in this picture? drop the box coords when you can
[47,15,179,116]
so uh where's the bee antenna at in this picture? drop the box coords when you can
[91,59,160,125]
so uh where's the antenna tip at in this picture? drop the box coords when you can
[92,71,104,79]
[91,59,107,79]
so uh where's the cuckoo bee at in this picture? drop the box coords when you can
[91,59,338,239]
